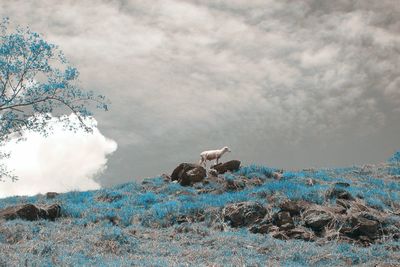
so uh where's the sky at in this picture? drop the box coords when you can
[0,0,399,195]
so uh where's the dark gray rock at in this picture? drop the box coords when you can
[334,182,350,188]
[45,204,61,221]
[351,213,380,239]
[0,204,41,221]
[336,199,352,209]
[225,177,246,191]
[303,207,334,230]
[279,200,311,216]
[279,223,295,231]
[286,227,316,241]
[208,169,218,177]
[45,192,59,199]
[272,211,294,227]
[211,160,241,174]
[326,187,354,201]
[0,204,61,221]
[249,218,273,234]
[171,163,206,186]
[223,202,267,227]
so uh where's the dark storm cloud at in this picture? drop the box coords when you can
[1,0,399,186]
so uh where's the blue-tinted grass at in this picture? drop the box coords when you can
[1,159,400,265]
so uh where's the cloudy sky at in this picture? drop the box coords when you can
[0,0,399,193]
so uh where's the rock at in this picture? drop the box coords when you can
[334,182,350,188]
[0,204,40,221]
[272,172,283,180]
[171,163,206,186]
[249,218,273,234]
[272,211,294,227]
[326,187,354,201]
[44,204,62,221]
[225,178,246,191]
[97,193,123,203]
[280,223,295,231]
[211,160,241,174]
[208,169,218,177]
[306,178,316,186]
[382,225,400,239]
[351,213,380,239]
[279,200,311,216]
[223,202,267,227]
[329,205,347,214]
[271,231,289,240]
[286,227,316,241]
[46,192,59,199]
[303,207,334,230]
[244,177,264,187]
[0,204,61,221]
[336,199,351,209]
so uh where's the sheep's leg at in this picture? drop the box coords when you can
[199,156,206,167]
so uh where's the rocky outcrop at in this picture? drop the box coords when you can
[0,204,61,221]
[222,196,397,245]
[211,160,241,174]
[171,163,206,186]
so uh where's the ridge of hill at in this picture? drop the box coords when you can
[0,152,399,266]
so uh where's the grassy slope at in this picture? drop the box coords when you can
[0,152,399,266]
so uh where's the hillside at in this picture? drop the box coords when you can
[0,152,400,266]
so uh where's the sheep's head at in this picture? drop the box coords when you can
[222,146,231,153]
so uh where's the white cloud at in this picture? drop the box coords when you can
[0,114,117,198]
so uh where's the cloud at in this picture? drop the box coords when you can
[0,114,117,198]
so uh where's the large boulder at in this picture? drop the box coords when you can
[223,202,267,227]
[0,204,61,221]
[211,160,241,174]
[171,163,206,186]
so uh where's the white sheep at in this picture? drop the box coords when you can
[199,146,231,167]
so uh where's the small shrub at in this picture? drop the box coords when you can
[235,164,276,178]
[137,192,159,208]
[388,151,400,163]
